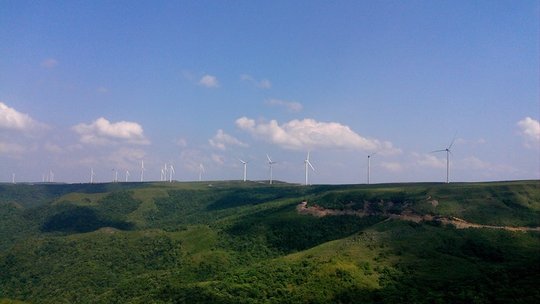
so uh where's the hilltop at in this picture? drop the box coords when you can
[0,180,539,303]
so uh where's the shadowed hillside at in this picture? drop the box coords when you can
[0,180,539,303]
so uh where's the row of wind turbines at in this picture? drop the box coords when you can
[89,160,207,184]
[9,139,455,185]
[87,138,456,186]
[238,152,315,185]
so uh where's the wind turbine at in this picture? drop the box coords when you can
[239,159,248,182]
[49,170,54,183]
[304,151,315,186]
[169,164,175,183]
[112,169,118,183]
[125,170,130,182]
[367,152,377,185]
[160,163,167,182]
[90,168,95,184]
[140,160,145,182]
[266,154,276,184]
[198,163,205,182]
[12,173,15,184]
[432,137,455,184]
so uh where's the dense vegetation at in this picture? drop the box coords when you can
[0,180,539,303]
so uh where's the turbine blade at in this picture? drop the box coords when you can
[266,154,272,163]
[448,133,457,150]
[307,160,315,171]
[431,149,446,153]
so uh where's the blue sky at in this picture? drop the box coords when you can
[1,0,538,184]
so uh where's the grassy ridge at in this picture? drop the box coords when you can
[0,180,538,303]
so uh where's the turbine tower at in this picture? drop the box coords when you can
[267,154,276,184]
[169,164,175,183]
[432,137,455,183]
[12,173,15,184]
[125,170,130,182]
[304,151,315,186]
[198,163,205,182]
[140,160,145,182]
[367,152,377,184]
[90,168,95,184]
[239,159,248,182]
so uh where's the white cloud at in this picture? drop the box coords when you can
[199,74,219,88]
[0,102,42,131]
[517,117,540,148]
[235,117,400,153]
[72,117,149,145]
[174,138,188,147]
[459,156,516,173]
[107,147,146,169]
[381,161,403,172]
[265,99,303,113]
[414,153,446,169]
[41,58,58,68]
[209,129,247,150]
[211,154,225,165]
[0,141,25,155]
[240,74,272,89]
[44,142,63,154]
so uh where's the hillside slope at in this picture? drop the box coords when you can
[0,180,539,303]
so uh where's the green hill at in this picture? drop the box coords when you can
[0,180,539,303]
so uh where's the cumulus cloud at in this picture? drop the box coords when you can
[517,117,540,148]
[41,58,58,68]
[265,99,303,113]
[235,117,400,153]
[72,117,149,145]
[107,147,146,169]
[381,161,403,172]
[209,129,247,150]
[240,74,272,89]
[0,141,25,155]
[0,102,42,131]
[414,153,446,169]
[44,142,63,154]
[199,74,219,88]
[211,154,225,165]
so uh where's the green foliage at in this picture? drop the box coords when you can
[0,180,538,303]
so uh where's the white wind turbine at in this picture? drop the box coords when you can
[125,170,130,182]
[140,160,145,182]
[304,151,315,186]
[239,159,248,182]
[198,163,205,182]
[12,173,15,184]
[169,164,175,183]
[367,152,377,184]
[266,154,276,185]
[160,163,167,182]
[431,137,456,184]
[90,168,95,184]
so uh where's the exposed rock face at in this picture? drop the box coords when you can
[297,201,540,232]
